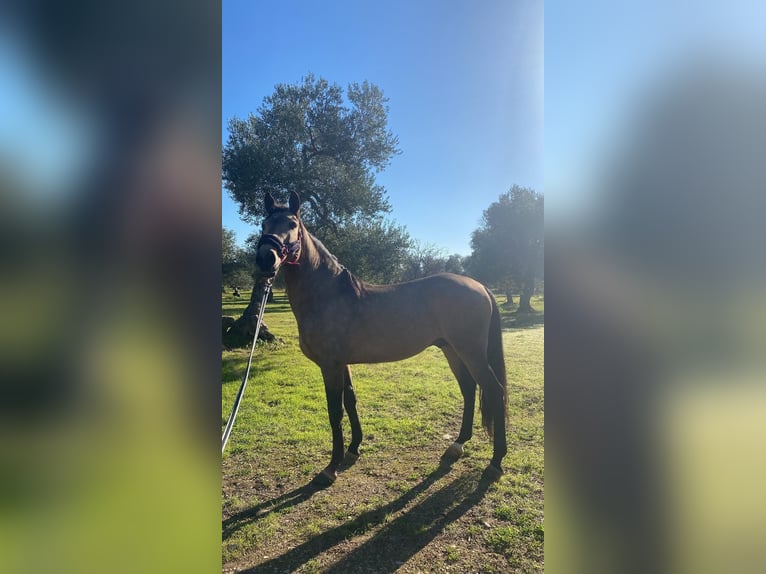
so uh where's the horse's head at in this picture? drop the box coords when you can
[255,191,303,277]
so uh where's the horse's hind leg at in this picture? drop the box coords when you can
[442,346,477,460]
[343,366,362,464]
[456,351,507,476]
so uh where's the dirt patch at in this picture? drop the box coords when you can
[223,438,543,573]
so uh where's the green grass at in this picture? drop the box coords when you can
[222,289,543,573]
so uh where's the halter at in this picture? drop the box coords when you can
[257,229,302,265]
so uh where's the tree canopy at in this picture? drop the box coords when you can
[468,185,544,311]
[223,74,400,235]
[400,243,466,282]
[320,219,413,284]
[222,226,254,290]
[222,227,238,265]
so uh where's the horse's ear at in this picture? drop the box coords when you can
[289,191,301,215]
[265,192,276,215]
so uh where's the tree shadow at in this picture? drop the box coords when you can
[500,310,545,330]
[235,461,494,574]
[263,302,292,313]
[221,348,291,385]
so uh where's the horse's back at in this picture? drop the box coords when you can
[392,273,492,312]
[414,273,495,329]
[338,273,494,363]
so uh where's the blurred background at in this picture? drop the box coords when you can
[545,1,766,573]
[0,1,221,572]
[2,0,766,572]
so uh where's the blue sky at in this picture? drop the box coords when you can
[222,0,543,254]
[545,1,766,222]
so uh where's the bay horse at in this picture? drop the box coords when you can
[255,192,508,486]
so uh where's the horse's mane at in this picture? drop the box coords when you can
[308,233,343,271]
[308,231,368,297]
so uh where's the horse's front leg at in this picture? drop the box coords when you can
[343,366,363,464]
[312,364,346,487]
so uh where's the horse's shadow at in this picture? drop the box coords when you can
[226,460,495,574]
[223,482,321,540]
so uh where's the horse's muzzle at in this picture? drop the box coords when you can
[255,232,301,275]
[255,248,279,276]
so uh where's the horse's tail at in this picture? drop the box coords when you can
[480,291,508,438]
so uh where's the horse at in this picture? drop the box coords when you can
[254,191,508,486]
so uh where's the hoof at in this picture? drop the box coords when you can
[442,442,464,460]
[343,450,359,465]
[482,463,503,482]
[311,469,337,487]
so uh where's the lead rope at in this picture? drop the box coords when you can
[222,277,274,453]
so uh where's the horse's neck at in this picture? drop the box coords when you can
[283,227,343,315]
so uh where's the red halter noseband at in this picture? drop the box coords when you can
[257,229,302,265]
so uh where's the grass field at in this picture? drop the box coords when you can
[222,288,544,573]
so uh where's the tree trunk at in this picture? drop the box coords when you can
[518,291,534,313]
[505,289,515,308]
[222,278,276,348]
[518,270,536,313]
